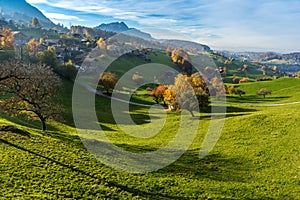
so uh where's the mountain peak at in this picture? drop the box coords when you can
[95,22,130,33]
[95,21,153,40]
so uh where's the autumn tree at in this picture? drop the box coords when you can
[0,27,14,50]
[166,46,173,56]
[99,72,118,94]
[27,38,40,57]
[239,77,249,83]
[164,73,209,117]
[150,85,168,105]
[0,61,63,131]
[227,85,236,95]
[97,37,106,49]
[257,88,272,98]
[171,49,192,74]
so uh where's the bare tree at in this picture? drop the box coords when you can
[0,61,63,131]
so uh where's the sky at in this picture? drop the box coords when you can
[26,0,300,53]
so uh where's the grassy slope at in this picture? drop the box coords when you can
[228,78,300,104]
[107,50,272,83]
[209,53,275,81]
[1,78,300,199]
[21,28,61,39]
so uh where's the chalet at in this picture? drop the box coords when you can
[44,39,60,47]
[56,48,71,63]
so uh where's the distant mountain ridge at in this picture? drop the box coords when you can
[162,39,211,52]
[221,51,300,64]
[95,22,152,40]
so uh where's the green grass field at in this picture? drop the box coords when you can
[21,28,61,39]
[228,78,300,104]
[1,78,300,199]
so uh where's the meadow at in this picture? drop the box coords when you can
[0,78,300,199]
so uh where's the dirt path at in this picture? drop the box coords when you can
[245,101,300,107]
[78,82,163,108]
[79,82,300,108]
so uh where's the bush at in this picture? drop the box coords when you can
[256,77,272,82]
[53,64,78,81]
[239,77,249,83]
[232,77,240,84]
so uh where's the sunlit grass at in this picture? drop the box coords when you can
[1,79,300,199]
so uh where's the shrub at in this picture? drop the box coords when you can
[232,77,240,84]
[239,77,249,83]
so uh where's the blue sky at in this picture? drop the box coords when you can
[26,0,300,53]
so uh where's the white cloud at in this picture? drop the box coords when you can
[41,10,85,22]
[26,0,49,4]
[27,0,300,52]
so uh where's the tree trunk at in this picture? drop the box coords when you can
[37,113,47,131]
[263,95,265,98]
[41,120,46,131]
[189,110,195,117]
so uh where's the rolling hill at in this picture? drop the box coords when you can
[1,78,300,199]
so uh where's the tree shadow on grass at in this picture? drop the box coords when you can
[80,140,276,199]
[202,105,257,114]
[226,95,290,104]
[0,137,191,200]
[0,126,31,137]
[0,114,60,132]
[161,151,252,183]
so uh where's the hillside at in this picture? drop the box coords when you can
[1,78,300,199]
[0,0,66,31]
[163,39,211,52]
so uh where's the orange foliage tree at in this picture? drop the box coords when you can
[150,85,168,105]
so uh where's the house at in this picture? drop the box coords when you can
[44,39,60,47]
[55,48,71,63]
[12,31,28,47]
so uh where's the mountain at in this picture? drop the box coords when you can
[0,0,66,31]
[95,22,152,40]
[95,22,129,33]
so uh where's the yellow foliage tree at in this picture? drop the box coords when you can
[27,38,40,57]
[0,27,14,50]
[99,72,118,94]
